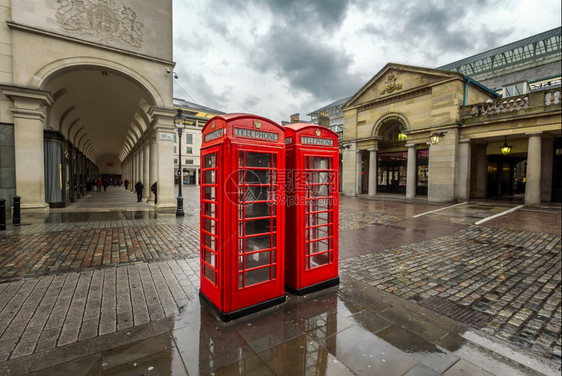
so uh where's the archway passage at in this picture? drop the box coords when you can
[375,119,409,195]
[42,66,155,206]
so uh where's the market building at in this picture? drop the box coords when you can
[0,0,177,211]
[334,27,561,205]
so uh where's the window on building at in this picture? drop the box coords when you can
[186,159,194,165]
[503,81,528,97]
[174,134,177,143]
[174,159,178,164]
[174,146,176,153]
[185,134,193,144]
[186,146,193,154]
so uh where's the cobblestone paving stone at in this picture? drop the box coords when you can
[0,216,200,280]
[338,197,439,230]
[340,225,562,363]
[1,190,560,368]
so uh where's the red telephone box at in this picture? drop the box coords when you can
[200,114,286,321]
[284,123,339,295]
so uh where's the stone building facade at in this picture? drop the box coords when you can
[0,0,176,211]
[340,29,561,206]
[173,98,224,186]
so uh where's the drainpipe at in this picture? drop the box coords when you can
[463,77,471,106]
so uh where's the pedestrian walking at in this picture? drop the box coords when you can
[96,178,102,192]
[135,180,143,202]
[124,179,129,190]
[85,179,92,197]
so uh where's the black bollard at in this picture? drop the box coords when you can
[0,198,5,230]
[13,196,20,225]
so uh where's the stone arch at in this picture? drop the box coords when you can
[372,112,410,137]
[30,57,162,107]
[58,105,77,134]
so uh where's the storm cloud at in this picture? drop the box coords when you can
[173,0,561,123]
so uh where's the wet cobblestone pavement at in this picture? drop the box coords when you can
[0,216,200,281]
[340,225,562,363]
[0,186,560,375]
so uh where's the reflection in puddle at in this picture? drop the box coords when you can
[28,280,532,376]
[376,324,458,373]
[43,211,159,223]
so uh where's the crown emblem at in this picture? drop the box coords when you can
[211,121,215,129]
[254,120,262,129]
[315,129,321,136]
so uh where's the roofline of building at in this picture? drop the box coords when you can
[173,97,225,115]
[438,27,561,71]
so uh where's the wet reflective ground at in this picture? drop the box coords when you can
[0,187,560,375]
[9,277,554,376]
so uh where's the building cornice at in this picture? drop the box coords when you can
[0,84,54,106]
[350,87,433,113]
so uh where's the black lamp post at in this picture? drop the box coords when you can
[174,109,187,217]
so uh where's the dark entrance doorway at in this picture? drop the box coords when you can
[416,149,428,196]
[552,137,562,202]
[377,152,407,194]
[487,154,526,198]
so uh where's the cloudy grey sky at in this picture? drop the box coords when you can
[172,0,561,123]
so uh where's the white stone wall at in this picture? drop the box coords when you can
[428,128,459,202]
[11,0,172,61]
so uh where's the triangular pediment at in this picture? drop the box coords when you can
[344,63,464,109]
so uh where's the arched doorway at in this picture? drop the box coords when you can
[40,65,157,207]
[375,118,408,194]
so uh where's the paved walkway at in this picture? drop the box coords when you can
[0,186,560,375]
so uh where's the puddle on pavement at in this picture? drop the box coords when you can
[101,333,188,376]
[25,282,541,376]
[43,211,159,223]
[376,324,459,373]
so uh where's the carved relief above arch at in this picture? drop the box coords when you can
[372,112,410,137]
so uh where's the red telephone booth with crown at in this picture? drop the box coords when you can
[284,123,339,295]
[200,114,286,321]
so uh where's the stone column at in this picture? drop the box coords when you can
[525,133,542,206]
[149,107,177,210]
[132,152,137,189]
[406,144,416,199]
[540,137,554,202]
[136,151,141,189]
[195,168,199,186]
[148,135,158,203]
[3,88,53,211]
[138,149,144,184]
[341,144,357,196]
[368,148,377,196]
[130,155,134,189]
[356,150,362,195]
[142,142,150,201]
[473,143,487,198]
[456,139,471,201]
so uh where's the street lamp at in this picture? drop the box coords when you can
[500,136,512,156]
[174,109,187,217]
